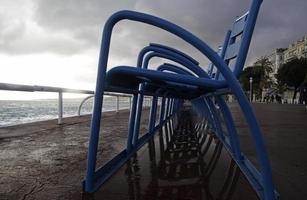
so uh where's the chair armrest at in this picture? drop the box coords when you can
[137,44,209,78]
[141,51,210,78]
[98,10,234,88]
[149,43,199,65]
[157,63,195,76]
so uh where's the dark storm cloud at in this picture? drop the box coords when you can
[133,0,307,65]
[0,0,137,55]
[0,13,26,52]
[1,0,307,66]
[33,0,138,53]
[247,0,307,64]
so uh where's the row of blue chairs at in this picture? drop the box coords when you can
[83,0,278,199]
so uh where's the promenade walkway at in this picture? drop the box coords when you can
[0,109,150,200]
[0,103,306,199]
[239,103,307,200]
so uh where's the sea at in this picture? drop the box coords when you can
[0,96,131,127]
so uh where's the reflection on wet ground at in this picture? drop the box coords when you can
[84,110,259,200]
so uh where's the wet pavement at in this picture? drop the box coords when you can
[237,103,307,200]
[0,103,307,199]
[0,109,150,200]
[81,109,259,200]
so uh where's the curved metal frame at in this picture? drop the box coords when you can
[165,65,272,198]
[78,95,94,116]
[130,45,211,151]
[84,1,276,199]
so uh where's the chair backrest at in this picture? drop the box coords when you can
[224,12,249,73]
[207,46,222,78]
[214,0,262,80]
[208,14,248,80]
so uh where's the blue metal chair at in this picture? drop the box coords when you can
[126,44,211,154]
[84,0,278,199]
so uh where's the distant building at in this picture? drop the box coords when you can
[266,48,286,81]
[263,34,307,81]
[283,35,307,62]
[258,34,307,103]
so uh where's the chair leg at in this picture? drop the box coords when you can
[164,98,171,120]
[132,92,144,147]
[127,94,138,152]
[84,91,105,192]
[148,96,158,133]
[215,96,242,160]
[192,89,276,200]
[159,96,166,125]
[228,86,275,200]
[204,97,225,141]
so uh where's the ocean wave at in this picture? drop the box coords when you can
[0,97,131,127]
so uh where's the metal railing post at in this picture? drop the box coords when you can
[116,96,119,112]
[129,96,132,110]
[249,77,253,102]
[159,96,166,124]
[164,98,170,121]
[146,97,148,107]
[148,96,158,133]
[58,91,63,124]
[78,95,94,116]
[0,82,133,125]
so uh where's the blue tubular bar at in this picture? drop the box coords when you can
[207,61,215,77]
[193,94,267,197]
[173,100,177,114]
[165,98,170,121]
[148,95,158,133]
[169,99,173,118]
[132,85,144,146]
[136,45,208,77]
[172,99,176,115]
[214,30,231,80]
[166,98,170,119]
[131,48,205,148]
[157,63,195,76]
[131,46,203,145]
[167,99,171,118]
[127,94,138,152]
[170,99,174,115]
[142,52,205,78]
[159,96,166,124]
[215,96,242,160]
[149,43,199,65]
[130,44,210,150]
[233,2,259,77]
[192,99,215,131]
[193,95,269,198]
[204,98,225,141]
[85,1,276,199]
[167,98,172,118]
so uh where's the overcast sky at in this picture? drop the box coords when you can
[1,0,307,99]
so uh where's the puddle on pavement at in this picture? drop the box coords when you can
[82,111,260,200]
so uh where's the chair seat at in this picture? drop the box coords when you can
[105,66,226,98]
[143,82,201,99]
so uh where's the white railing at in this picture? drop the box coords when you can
[77,93,135,116]
[0,82,137,125]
